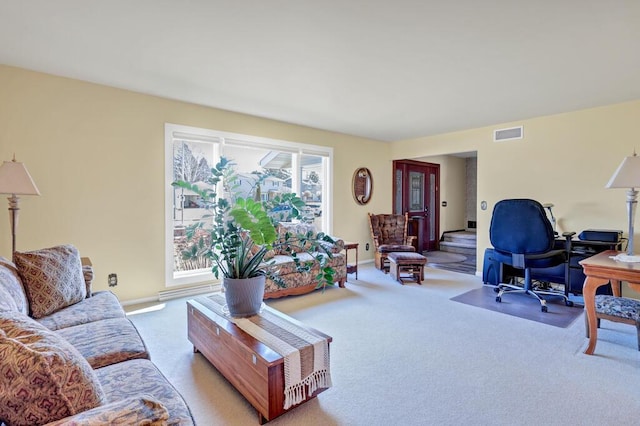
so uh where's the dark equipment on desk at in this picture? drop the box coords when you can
[578,229,623,244]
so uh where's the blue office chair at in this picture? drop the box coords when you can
[489,199,573,312]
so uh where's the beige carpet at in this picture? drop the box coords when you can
[127,264,640,425]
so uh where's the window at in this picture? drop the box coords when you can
[165,123,333,287]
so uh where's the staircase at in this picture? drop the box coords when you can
[439,229,477,257]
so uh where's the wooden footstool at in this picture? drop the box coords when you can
[388,252,427,284]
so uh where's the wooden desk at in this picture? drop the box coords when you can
[580,250,640,355]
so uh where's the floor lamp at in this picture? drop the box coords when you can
[606,151,640,262]
[0,156,40,253]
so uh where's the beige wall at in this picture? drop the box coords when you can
[0,65,390,302]
[392,101,640,282]
[4,63,639,302]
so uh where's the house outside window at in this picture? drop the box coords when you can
[164,123,333,287]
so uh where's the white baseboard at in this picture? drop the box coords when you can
[157,282,221,301]
[121,283,221,306]
[121,296,159,307]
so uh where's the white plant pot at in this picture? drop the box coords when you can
[223,275,266,318]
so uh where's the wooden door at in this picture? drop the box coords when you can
[393,160,440,252]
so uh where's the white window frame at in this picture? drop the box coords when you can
[164,123,334,287]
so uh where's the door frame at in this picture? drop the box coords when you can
[392,159,440,252]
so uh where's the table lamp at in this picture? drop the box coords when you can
[606,151,640,262]
[0,155,40,253]
[542,203,556,233]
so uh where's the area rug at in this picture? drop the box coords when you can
[424,251,467,264]
[450,285,583,328]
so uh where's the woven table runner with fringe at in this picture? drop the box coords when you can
[198,293,332,409]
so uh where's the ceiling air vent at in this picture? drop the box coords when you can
[493,126,523,142]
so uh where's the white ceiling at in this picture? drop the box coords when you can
[1,1,639,142]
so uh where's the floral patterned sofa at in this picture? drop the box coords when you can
[0,245,194,426]
[262,222,347,299]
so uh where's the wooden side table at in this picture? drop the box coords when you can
[344,242,359,280]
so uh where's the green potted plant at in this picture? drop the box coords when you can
[172,157,336,317]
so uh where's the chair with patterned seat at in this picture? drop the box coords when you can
[367,213,417,271]
[588,295,640,350]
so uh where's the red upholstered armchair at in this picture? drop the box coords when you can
[367,213,417,271]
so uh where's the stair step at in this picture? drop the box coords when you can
[440,240,475,248]
[443,231,476,243]
[439,241,476,256]
[440,230,476,256]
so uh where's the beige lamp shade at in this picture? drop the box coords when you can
[0,156,40,253]
[0,159,40,195]
[606,154,640,189]
[606,152,640,260]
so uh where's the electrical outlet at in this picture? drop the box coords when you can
[365,243,369,251]
[108,273,118,287]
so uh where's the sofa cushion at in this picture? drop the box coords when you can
[36,291,125,331]
[56,317,150,369]
[0,283,17,313]
[13,245,87,319]
[377,244,415,253]
[318,237,345,254]
[274,222,318,254]
[45,396,169,426]
[0,257,29,314]
[95,359,194,425]
[268,252,345,274]
[0,311,106,426]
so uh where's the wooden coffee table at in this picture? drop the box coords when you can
[187,297,332,424]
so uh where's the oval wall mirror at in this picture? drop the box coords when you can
[352,167,373,205]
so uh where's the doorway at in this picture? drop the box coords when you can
[393,160,440,252]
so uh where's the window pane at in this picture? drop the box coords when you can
[409,171,424,212]
[223,145,295,221]
[172,139,216,276]
[429,172,436,242]
[394,169,403,215]
[300,154,325,230]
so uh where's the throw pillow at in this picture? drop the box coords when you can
[276,222,318,253]
[0,257,29,314]
[13,245,87,319]
[0,311,106,426]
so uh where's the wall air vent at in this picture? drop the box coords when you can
[493,126,523,142]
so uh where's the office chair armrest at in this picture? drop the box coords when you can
[561,231,576,253]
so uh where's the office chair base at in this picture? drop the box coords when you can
[494,283,573,312]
